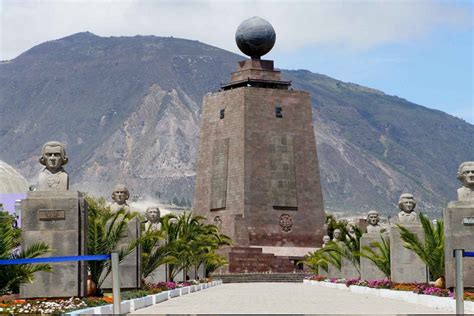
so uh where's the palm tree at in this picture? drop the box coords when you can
[86,196,139,289]
[396,213,444,280]
[140,228,174,280]
[303,250,330,274]
[161,212,232,280]
[0,212,51,295]
[359,232,391,279]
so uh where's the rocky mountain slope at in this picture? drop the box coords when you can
[0,32,472,215]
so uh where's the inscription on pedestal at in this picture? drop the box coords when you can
[463,217,474,225]
[38,209,66,221]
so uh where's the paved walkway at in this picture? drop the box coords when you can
[131,282,453,314]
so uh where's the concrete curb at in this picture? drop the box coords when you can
[68,280,223,315]
[304,280,474,312]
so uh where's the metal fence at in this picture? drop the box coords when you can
[0,253,121,314]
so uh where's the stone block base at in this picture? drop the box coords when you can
[390,224,427,283]
[102,217,141,289]
[360,233,388,280]
[341,258,360,280]
[444,202,474,288]
[20,191,87,298]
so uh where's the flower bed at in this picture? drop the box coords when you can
[307,275,451,294]
[0,280,213,314]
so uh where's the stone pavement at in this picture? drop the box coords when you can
[131,282,453,314]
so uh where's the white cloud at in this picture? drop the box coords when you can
[0,0,471,59]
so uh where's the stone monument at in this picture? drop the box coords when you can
[397,193,418,222]
[192,16,326,273]
[102,185,141,289]
[360,210,388,280]
[109,184,131,213]
[142,206,167,283]
[38,141,69,191]
[390,193,427,283]
[144,206,161,231]
[322,235,331,248]
[444,161,474,288]
[366,210,384,234]
[21,141,87,298]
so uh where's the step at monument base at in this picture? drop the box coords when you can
[215,273,309,283]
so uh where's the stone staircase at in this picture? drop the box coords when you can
[213,273,309,283]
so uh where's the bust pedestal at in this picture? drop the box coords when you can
[444,201,474,288]
[389,223,427,283]
[360,233,388,280]
[20,191,87,298]
[101,217,141,289]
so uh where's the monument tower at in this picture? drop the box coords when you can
[193,17,326,272]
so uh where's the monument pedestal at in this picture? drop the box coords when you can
[341,258,360,280]
[360,233,388,280]
[102,217,141,289]
[20,191,87,298]
[444,202,474,288]
[389,223,427,283]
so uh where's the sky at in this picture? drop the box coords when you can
[1,0,473,123]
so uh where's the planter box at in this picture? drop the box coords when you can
[349,285,381,296]
[181,287,190,295]
[98,304,112,314]
[120,300,131,314]
[190,285,197,293]
[69,307,97,315]
[169,288,181,298]
[466,300,474,312]
[154,291,169,303]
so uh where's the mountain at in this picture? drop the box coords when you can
[0,32,472,215]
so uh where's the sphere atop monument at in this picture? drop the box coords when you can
[235,16,276,59]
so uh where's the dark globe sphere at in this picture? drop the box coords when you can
[235,16,276,59]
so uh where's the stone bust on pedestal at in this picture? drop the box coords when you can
[109,184,130,212]
[144,207,161,231]
[366,210,383,233]
[457,161,474,201]
[398,193,418,223]
[322,235,330,248]
[38,141,69,191]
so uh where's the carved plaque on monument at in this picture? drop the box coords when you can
[38,209,66,221]
[271,135,297,209]
[210,138,229,210]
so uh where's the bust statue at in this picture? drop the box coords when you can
[333,229,342,241]
[398,193,418,223]
[347,223,356,239]
[322,235,331,248]
[366,210,383,233]
[38,141,69,191]
[109,184,131,212]
[457,161,474,201]
[144,207,161,231]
